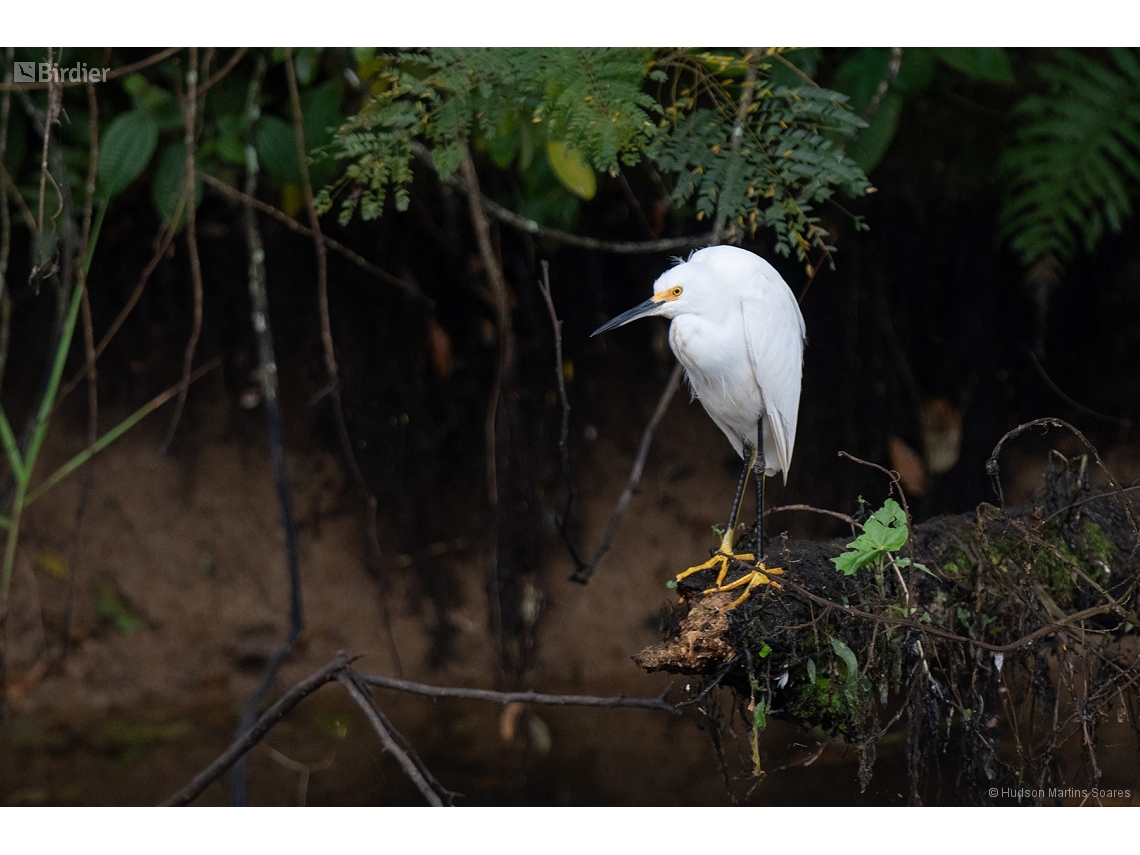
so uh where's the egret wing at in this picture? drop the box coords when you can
[741,289,805,483]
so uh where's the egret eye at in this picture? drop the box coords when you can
[671,286,683,298]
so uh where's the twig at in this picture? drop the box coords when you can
[159,651,678,806]
[282,50,405,676]
[77,81,100,443]
[573,362,684,583]
[230,53,305,807]
[1027,350,1131,428]
[194,169,426,303]
[156,48,203,459]
[860,48,903,125]
[0,163,37,233]
[764,503,858,528]
[199,47,248,95]
[459,150,516,680]
[34,50,63,267]
[0,48,11,306]
[261,743,333,807]
[985,418,1138,536]
[838,449,911,523]
[460,152,511,508]
[771,51,820,88]
[66,81,101,660]
[781,577,1118,655]
[337,673,445,806]
[162,654,354,806]
[1041,484,1140,525]
[285,49,333,426]
[415,145,712,255]
[537,261,587,573]
[713,48,760,244]
[55,189,189,409]
[0,47,183,92]
[359,671,679,713]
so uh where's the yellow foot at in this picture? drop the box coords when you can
[703,563,784,610]
[675,549,755,588]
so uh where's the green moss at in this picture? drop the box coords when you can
[787,673,861,735]
[1007,538,1075,608]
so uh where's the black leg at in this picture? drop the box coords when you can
[725,442,754,539]
[755,415,765,561]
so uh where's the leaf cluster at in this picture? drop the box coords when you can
[315,48,664,224]
[998,48,1140,266]
[655,73,869,257]
[317,48,872,257]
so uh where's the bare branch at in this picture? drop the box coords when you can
[337,673,445,806]
[765,503,858,528]
[986,417,1139,536]
[55,190,189,409]
[359,671,679,714]
[162,654,354,806]
[156,47,203,459]
[199,47,248,95]
[574,362,684,583]
[538,261,588,573]
[194,169,427,303]
[415,145,712,255]
[1028,350,1131,428]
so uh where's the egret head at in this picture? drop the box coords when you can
[591,263,706,337]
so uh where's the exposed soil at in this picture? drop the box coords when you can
[0,378,915,805]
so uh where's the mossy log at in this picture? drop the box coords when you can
[635,454,1140,802]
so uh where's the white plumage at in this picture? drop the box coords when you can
[593,245,806,482]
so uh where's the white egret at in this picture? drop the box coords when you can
[593,245,805,608]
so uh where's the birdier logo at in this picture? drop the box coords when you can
[12,61,109,84]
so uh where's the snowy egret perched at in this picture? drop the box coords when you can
[592,245,805,608]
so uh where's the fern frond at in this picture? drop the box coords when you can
[998,48,1140,265]
[655,80,869,259]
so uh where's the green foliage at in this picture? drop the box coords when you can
[655,81,868,256]
[257,114,303,185]
[831,498,928,576]
[316,48,664,224]
[998,48,1140,265]
[97,108,158,200]
[317,48,873,258]
[934,48,1016,85]
[829,636,859,683]
[152,143,202,229]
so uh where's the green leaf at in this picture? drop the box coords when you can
[806,658,816,684]
[301,81,343,149]
[830,637,859,684]
[893,48,937,97]
[832,48,892,113]
[847,91,904,174]
[758,643,772,659]
[97,109,158,200]
[546,140,596,200]
[257,115,302,185]
[830,497,911,575]
[935,47,1015,84]
[151,142,202,230]
[292,47,324,87]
